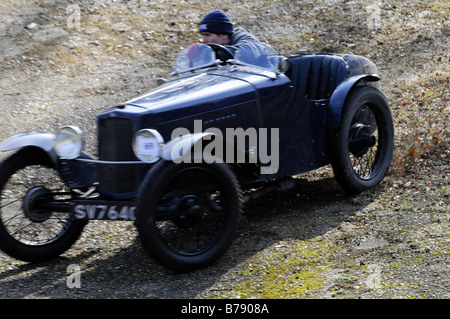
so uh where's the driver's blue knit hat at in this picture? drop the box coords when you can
[199,10,234,35]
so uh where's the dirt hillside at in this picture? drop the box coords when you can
[0,0,448,299]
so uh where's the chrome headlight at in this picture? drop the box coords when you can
[54,126,84,159]
[132,129,164,163]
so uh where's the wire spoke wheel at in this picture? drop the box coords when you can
[136,160,242,272]
[0,148,86,262]
[1,165,72,245]
[348,105,379,179]
[154,168,226,255]
[330,86,394,194]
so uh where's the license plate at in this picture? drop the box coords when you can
[72,200,136,221]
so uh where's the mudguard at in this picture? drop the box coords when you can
[326,74,380,130]
[0,132,98,189]
[0,132,57,160]
[161,132,212,162]
[161,132,252,165]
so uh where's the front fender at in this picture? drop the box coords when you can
[326,74,380,130]
[0,132,57,161]
[160,131,250,164]
[0,132,98,189]
[161,132,215,163]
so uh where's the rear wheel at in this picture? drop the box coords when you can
[0,148,86,262]
[135,160,242,272]
[329,86,394,194]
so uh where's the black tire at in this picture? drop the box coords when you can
[0,147,86,262]
[329,86,394,195]
[135,160,242,272]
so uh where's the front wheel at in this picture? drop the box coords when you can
[329,86,394,195]
[0,148,86,262]
[135,160,242,272]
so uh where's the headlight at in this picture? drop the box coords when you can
[54,126,84,159]
[132,129,164,163]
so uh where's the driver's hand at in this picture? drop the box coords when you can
[215,48,232,62]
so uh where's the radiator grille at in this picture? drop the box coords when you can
[98,118,137,195]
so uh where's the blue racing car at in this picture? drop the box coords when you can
[0,42,394,272]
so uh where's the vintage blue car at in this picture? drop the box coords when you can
[0,43,394,272]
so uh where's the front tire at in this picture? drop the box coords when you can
[329,86,394,195]
[135,160,242,272]
[0,148,86,262]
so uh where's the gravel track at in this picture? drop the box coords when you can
[0,0,448,299]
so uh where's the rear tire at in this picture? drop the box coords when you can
[329,86,394,194]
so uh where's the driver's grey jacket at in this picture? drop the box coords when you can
[227,28,260,53]
[231,28,259,45]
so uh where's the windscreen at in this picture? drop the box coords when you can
[173,42,279,75]
[174,44,217,74]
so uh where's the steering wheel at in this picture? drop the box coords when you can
[205,43,234,62]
